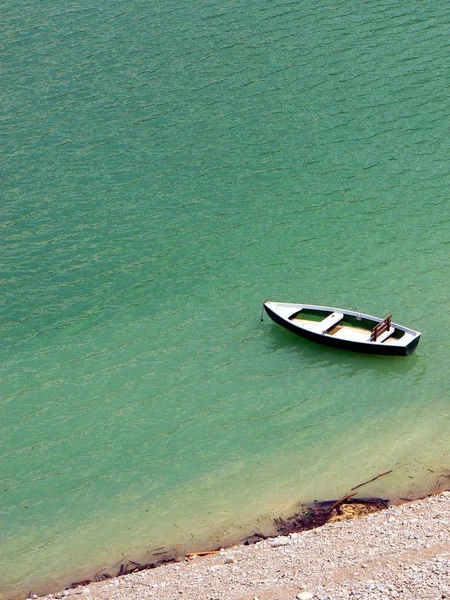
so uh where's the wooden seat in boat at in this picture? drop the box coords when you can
[320,312,344,333]
[370,314,393,343]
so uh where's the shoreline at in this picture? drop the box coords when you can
[32,483,450,600]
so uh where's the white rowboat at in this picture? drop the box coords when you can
[263,301,421,356]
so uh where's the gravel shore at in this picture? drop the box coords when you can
[37,491,450,600]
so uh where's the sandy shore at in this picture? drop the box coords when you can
[36,491,450,600]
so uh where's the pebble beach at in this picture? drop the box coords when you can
[35,491,450,600]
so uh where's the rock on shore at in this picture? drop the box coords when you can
[39,492,450,600]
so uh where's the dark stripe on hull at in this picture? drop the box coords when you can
[263,304,418,357]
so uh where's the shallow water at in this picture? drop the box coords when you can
[2,1,450,597]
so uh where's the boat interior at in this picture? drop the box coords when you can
[289,309,407,345]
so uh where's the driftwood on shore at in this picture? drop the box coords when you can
[271,470,394,536]
[185,549,221,557]
[328,492,357,512]
[273,496,389,536]
[350,470,393,491]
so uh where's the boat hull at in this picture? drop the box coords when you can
[263,303,420,356]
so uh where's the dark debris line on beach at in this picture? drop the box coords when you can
[67,498,389,590]
[66,471,394,590]
[68,550,177,589]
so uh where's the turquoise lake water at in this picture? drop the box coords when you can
[2,1,450,597]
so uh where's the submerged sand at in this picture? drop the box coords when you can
[37,491,450,600]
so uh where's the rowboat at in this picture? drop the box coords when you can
[262,301,421,356]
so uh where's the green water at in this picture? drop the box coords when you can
[2,1,450,597]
